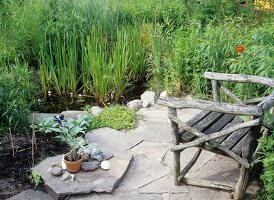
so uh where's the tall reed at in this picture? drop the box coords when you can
[39,26,79,96]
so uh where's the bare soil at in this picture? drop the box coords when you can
[0,134,67,199]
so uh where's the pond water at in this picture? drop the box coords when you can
[34,83,147,113]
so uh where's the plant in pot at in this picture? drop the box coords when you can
[54,116,95,173]
[63,137,86,173]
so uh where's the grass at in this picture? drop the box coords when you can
[0,0,273,106]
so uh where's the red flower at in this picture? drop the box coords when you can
[236,45,245,53]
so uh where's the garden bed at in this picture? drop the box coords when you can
[0,134,67,199]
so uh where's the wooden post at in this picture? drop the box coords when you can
[168,106,180,185]
[211,80,221,102]
[232,116,262,199]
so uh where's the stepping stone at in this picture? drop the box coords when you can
[7,189,54,200]
[33,150,132,200]
[60,111,90,119]
[86,128,143,152]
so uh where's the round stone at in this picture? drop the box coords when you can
[100,160,111,170]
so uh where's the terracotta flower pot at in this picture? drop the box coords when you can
[236,45,245,53]
[64,155,83,173]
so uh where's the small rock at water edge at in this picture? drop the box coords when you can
[127,99,143,109]
[81,161,100,171]
[141,91,157,108]
[91,106,103,116]
[159,91,168,98]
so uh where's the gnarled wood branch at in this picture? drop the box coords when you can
[170,118,260,152]
[158,97,263,116]
[204,72,274,88]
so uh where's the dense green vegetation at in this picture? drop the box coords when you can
[0,0,273,130]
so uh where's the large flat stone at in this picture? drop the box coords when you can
[118,156,170,191]
[7,189,54,200]
[60,111,90,119]
[33,150,132,200]
[121,194,162,200]
[139,172,189,194]
[129,141,169,161]
[86,128,143,152]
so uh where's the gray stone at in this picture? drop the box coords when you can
[7,189,54,200]
[91,106,103,116]
[142,100,151,108]
[90,148,103,161]
[33,113,58,121]
[91,153,103,162]
[118,156,170,190]
[82,153,90,161]
[60,111,90,119]
[50,166,63,176]
[141,91,157,108]
[81,161,100,171]
[127,99,143,109]
[159,91,168,98]
[139,173,189,194]
[121,194,162,200]
[102,152,113,160]
[85,128,143,152]
[33,150,132,200]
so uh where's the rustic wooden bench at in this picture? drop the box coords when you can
[158,72,274,200]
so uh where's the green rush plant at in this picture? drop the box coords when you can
[39,26,79,96]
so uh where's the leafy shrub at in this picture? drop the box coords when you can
[258,131,274,200]
[0,62,38,135]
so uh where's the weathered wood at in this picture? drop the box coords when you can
[221,128,249,150]
[204,72,274,88]
[168,107,180,186]
[182,178,233,191]
[169,114,250,168]
[212,80,221,102]
[258,92,274,112]
[214,116,241,144]
[170,118,260,152]
[159,97,263,116]
[243,96,267,104]
[232,167,250,200]
[181,112,224,141]
[231,134,248,156]
[219,83,244,105]
[204,114,235,135]
[178,148,202,181]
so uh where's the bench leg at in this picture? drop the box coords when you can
[178,148,202,182]
[231,166,250,200]
[174,151,181,185]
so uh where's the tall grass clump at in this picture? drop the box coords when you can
[161,18,273,99]
[0,62,38,135]
[82,25,146,104]
[39,26,79,96]
[0,0,50,64]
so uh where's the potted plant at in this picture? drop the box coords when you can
[63,142,83,173]
[53,115,95,173]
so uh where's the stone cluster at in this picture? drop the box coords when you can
[127,90,168,109]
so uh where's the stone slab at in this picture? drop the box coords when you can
[128,122,173,143]
[7,189,54,200]
[118,156,170,191]
[162,147,216,173]
[33,150,132,200]
[139,172,189,194]
[86,128,143,152]
[129,141,169,161]
[33,113,58,120]
[60,111,90,119]
[121,194,162,200]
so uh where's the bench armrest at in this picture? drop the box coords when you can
[204,72,274,88]
[158,96,263,116]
